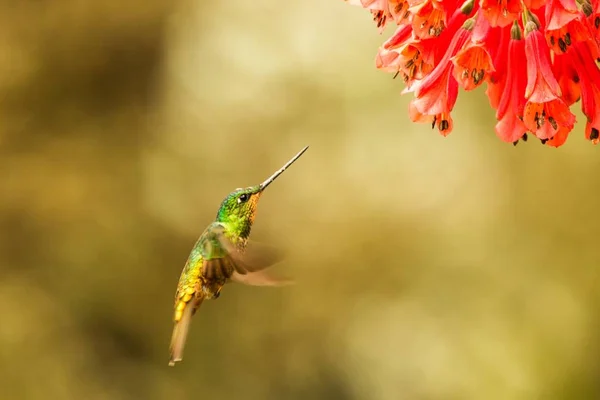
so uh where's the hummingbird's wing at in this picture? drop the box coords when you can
[201,224,284,273]
[232,241,286,273]
[201,223,291,285]
[198,223,237,281]
[228,242,293,286]
[230,269,294,287]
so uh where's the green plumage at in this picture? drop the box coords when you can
[216,186,262,239]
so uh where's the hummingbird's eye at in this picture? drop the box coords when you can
[237,193,249,203]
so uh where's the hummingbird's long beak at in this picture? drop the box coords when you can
[259,146,309,191]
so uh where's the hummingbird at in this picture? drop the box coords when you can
[168,146,309,366]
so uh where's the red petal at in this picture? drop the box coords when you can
[524,28,562,102]
[480,0,522,27]
[552,53,581,106]
[570,42,600,124]
[485,27,510,110]
[410,27,469,123]
[375,47,401,72]
[358,0,387,9]
[585,120,600,143]
[408,103,455,136]
[414,27,470,98]
[411,64,454,115]
[497,39,527,120]
[495,114,528,143]
[383,25,414,50]
[524,0,547,9]
[522,99,576,140]
[451,42,496,90]
[486,76,505,110]
[412,1,446,39]
[471,10,491,43]
[545,125,571,147]
[545,0,579,30]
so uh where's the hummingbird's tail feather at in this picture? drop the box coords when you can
[169,297,203,366]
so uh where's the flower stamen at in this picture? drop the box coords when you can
[373,10,387,28]
[412,2,446,39]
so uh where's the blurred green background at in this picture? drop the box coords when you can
[1,1,600,399]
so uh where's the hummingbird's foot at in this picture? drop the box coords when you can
[213,289,221,299]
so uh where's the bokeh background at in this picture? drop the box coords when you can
[1,1,600,399]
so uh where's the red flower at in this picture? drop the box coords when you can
[570,41,600,143]
[347,0,403,31]
[546,17,595,56]
[523,20,576,140]
[376,42,436,87]
[375,25,436,87]
[410,0,448,39]
[407,22,471,135]
[390,1,411,24]
[451,41,495,91]
[495,25,528,144]
[346,0,600,146]
[451,12,496,90]
[480,0,522,27]
[522,98,576,140]
[382,24,413,50]
[524,22,562,103]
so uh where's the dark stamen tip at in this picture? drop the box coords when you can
[558,38,567,53]
[440,120,449,131]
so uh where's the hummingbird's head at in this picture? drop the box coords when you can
[215,185,263,240]
[215,146,309,241]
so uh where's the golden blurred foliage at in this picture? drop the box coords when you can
[1,1,600,399]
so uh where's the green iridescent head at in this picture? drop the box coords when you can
[215,146,308,239]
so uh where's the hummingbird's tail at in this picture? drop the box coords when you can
[168,297,203,366]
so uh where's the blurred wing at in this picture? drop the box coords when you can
[231,269,294,287]
[199,223,236,280]
[202,256,236,281]
[232,241,285,273]
[227,241,291,287]
[201,223,286,278]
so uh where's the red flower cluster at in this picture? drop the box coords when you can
[345,0,600,147]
